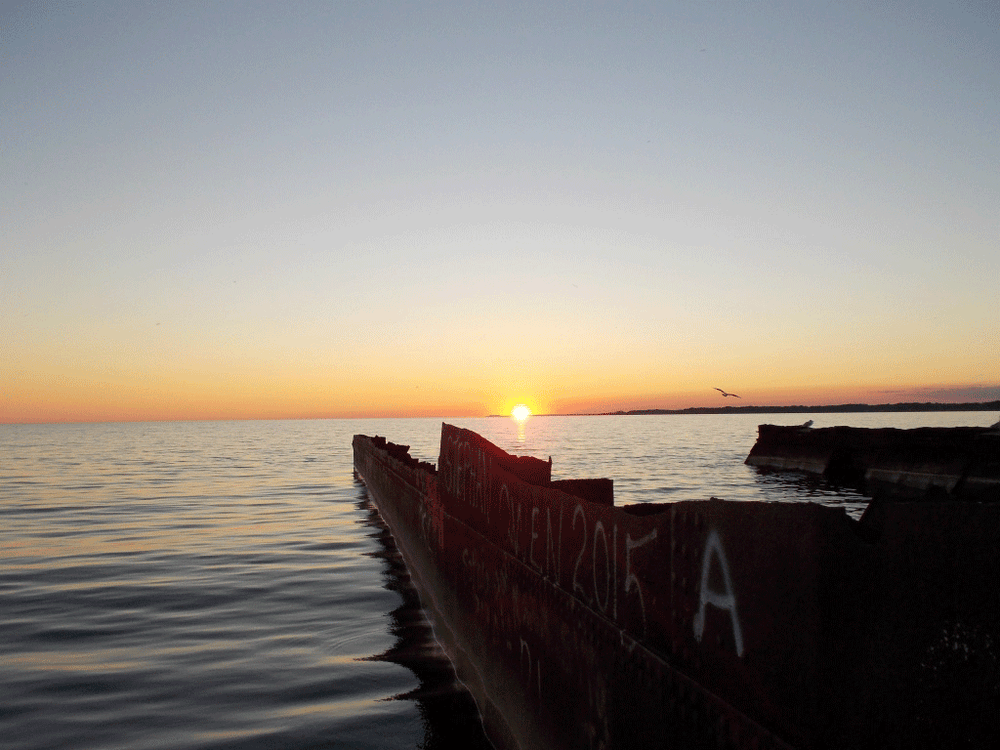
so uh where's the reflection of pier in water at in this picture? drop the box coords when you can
[354,481,493,750]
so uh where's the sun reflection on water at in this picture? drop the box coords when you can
[510,404,531,443]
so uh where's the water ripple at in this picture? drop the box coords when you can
[2,413,983,749]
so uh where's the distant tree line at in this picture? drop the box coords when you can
[605,401,1000,416]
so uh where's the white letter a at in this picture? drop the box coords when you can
[693,528,744,657]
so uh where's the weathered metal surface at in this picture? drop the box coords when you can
[354,424,1000,749]
[746,423,1000,500]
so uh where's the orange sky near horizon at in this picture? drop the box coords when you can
[3,351,997,424]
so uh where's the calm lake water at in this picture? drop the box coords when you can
[2,412,994,750]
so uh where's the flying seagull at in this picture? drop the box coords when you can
[714,388,741,398]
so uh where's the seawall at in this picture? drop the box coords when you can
[745,424,1000,500]
[355,423,1000,749]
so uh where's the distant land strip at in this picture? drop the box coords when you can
[490,401,1000,417]
[603,400,1000,416]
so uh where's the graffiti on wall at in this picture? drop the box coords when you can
[692,528,744,657]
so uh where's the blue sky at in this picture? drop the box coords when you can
[3,1,998,421]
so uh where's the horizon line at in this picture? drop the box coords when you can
[5,399,999,427]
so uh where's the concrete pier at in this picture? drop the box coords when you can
[745,424,1000,500]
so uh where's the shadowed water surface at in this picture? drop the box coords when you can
[1,413,990,749]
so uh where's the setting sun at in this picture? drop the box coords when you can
[511,404,532,421]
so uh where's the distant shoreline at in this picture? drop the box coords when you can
[604,400,1000,416]
[491,400,1000,417]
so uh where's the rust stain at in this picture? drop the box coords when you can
[354,423,1000,749]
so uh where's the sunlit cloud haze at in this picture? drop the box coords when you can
[3,1,998,423]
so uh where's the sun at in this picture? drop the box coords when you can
[511,404,532,421]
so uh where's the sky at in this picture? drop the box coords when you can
[3,1,998,423]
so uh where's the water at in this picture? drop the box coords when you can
[1,412,993,750]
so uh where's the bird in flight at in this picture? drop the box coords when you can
[714,388,741,398]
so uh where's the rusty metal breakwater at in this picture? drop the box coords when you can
[354,424,1000,750]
